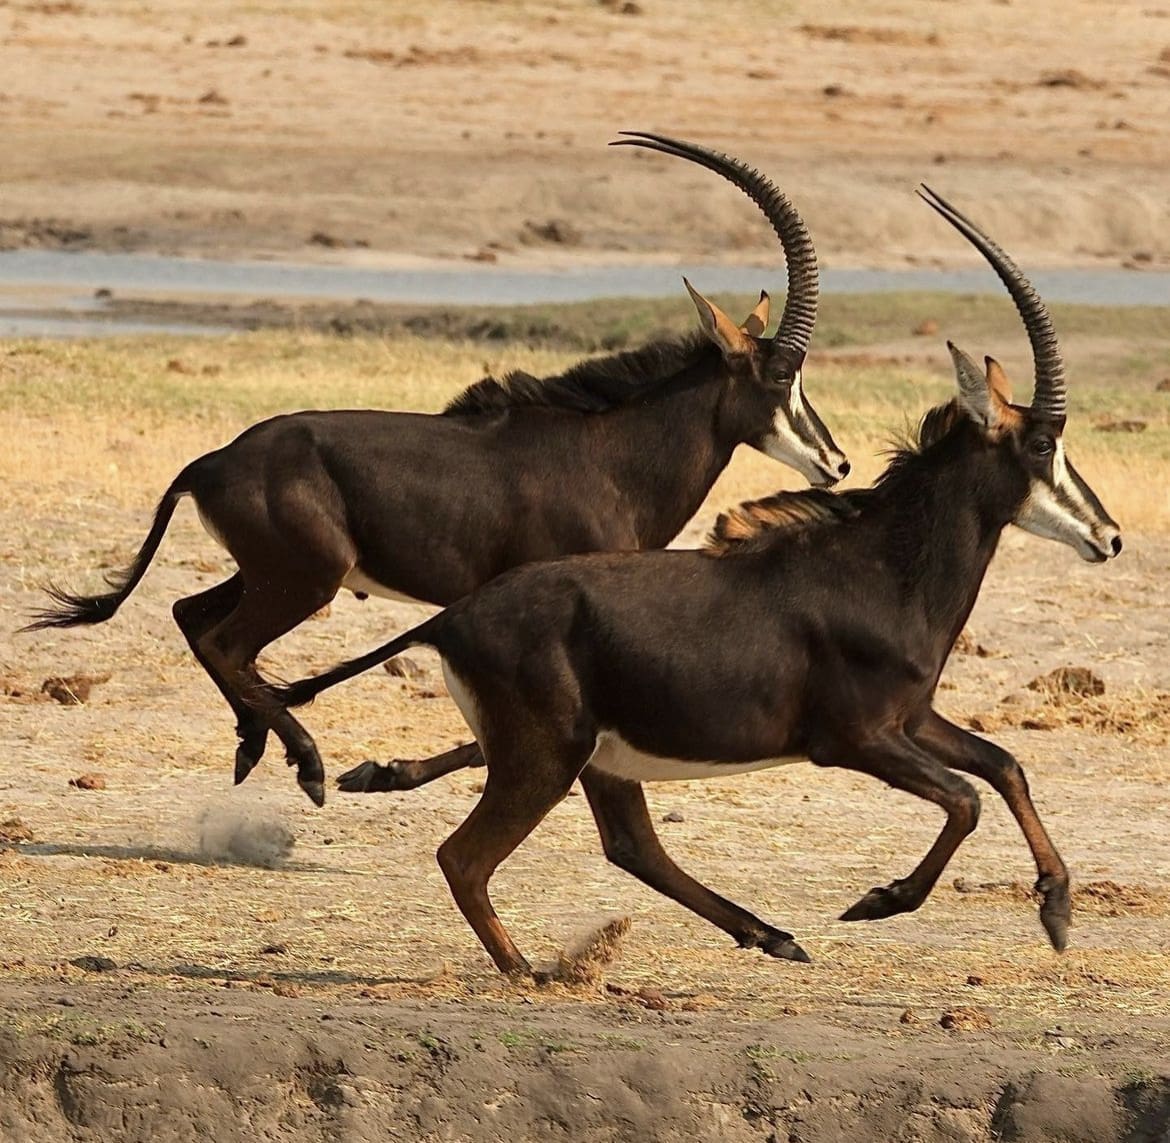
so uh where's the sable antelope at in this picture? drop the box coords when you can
[271,187,1121,976]
[23,133,847,808]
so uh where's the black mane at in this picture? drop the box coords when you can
[443,334,713,417]
[706,400,969,556]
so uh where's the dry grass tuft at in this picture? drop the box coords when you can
[0,818,36,844]
[546,915,632,985]
[953,878,1169,917]
[969,685,1170,744]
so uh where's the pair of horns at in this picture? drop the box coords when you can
[611,131,818,366]
[613,131,1067,419]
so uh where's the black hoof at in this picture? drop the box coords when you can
[336,760,418,793]
[1036,875,1070,952]
[336,760,397,793]
[234,744,261,785]
[298,777,326,808]
[840,882,911,922]
[761,933,811,963]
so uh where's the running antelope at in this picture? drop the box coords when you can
[272,187,1121,976]
[24,133,847,807]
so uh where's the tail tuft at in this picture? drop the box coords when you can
[271,678,319,709]
[19,482,186,635]
[21,577,129,632]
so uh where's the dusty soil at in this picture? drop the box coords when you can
[3,0,1170,270]
[2,459,1169,1139]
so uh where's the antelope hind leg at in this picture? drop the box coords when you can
[337,742,484,793]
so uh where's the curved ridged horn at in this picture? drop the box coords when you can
[917,185,1066,421]
[611,131,818,364]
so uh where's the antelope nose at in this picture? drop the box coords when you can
[1111,535,1123,556]
[837,459,851,478]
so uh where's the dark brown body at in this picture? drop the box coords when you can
[25,133,847,807]
[277,398,1120,975]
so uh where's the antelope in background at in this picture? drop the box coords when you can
[24,133,847,807]
[273,187,1121,977]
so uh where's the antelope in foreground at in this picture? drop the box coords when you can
[272,187,1121,976]
[24,134,848,807]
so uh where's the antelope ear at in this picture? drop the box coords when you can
[948,341,1014,433]
[984,356,1013,405]
[685,278,753,356]
[739,290,770,337]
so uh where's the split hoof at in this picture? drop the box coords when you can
[336,759,418,794]
[761,933,811,963]
[336,760,381,793]
[1037,875,1071,952]
[234,744,261,785]
[840,882,911,923]
[298,776,326,808]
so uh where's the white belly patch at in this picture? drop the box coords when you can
[587,730,803,783]
[443,661,486,743]
[341,567,425,605]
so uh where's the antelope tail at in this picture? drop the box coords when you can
[272,616,445,709]
[22,474,191,632]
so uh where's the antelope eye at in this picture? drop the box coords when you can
[1029,437,1055,458]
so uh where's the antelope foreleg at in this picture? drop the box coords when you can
[831,733,981,924]
[911,710,1071,951]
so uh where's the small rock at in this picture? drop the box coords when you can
[94,287,113,299]
[1037,68,1105,89]
[940,1006,993,1030]
[822,83,848,97]
[636,986,670,1011]
[465,248,498,263]
[1156,378,1170,391]
[260,943,288,955]
[308,230,342,248]
[899,1008,918,1024]
[1027,666,1105,698]
[69,773,107,791]
[56,996,76,1007]
[520,218,581,246]
[1094,419,1147,433]
[42,673,108,705]
[384,656,427,681]
[225,33,247,47]
[661,810,685,823]
[198,88,229,105]
[913,318,940,336]
[166,358,194,374]
[966,974,985,986]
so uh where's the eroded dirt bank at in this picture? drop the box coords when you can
[2,982,1169,1143]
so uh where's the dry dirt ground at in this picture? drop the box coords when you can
[1,453,1169,1140]
[2,0,1170,269]
[2,2,1170,1137]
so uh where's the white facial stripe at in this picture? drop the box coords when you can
[1015,439,1109,559]
[588,729,803,783]
[759,368,842,484]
